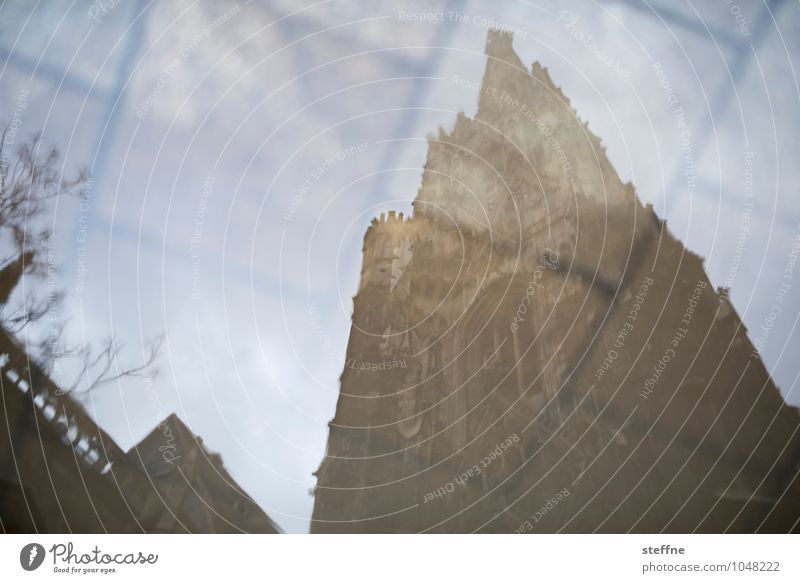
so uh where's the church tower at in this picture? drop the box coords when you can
[311,30,800,533]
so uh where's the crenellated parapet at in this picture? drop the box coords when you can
[359,210,414,295]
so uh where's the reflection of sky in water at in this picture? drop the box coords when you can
[1,0,798,533]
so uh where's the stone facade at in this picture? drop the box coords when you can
[311,31,800,533]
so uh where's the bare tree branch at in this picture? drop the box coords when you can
[0,123,163,394]
[64,334,164,395]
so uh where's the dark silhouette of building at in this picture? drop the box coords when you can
[121,413,281,533]
[311,30,800,533]
[0,326,280,533]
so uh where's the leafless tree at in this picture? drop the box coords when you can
[0,123,161,393]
